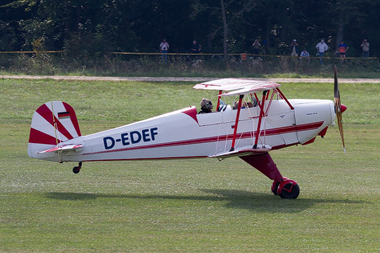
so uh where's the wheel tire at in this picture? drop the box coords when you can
[279,182,300,199]
[271,181,280,195]
[73,166,80,174]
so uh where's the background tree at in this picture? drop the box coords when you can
[1,0,380,57]
[191,0,257,59]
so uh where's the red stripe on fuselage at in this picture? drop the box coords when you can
[263,121,323,135]
[82,121,323,156]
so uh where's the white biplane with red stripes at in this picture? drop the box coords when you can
[28,69,346,199]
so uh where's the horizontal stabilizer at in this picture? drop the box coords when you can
[37,144,83,154]
[210,145,271,159]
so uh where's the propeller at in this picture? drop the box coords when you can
[334,65,346,153]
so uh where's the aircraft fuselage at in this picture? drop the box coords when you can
[28,99,335,163]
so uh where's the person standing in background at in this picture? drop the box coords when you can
[316,39,328,64]
[252,39,261,58]
[300,49,310,62]
[338,41,348,63]
[290,39,299,56]
[191,40,201,53]
[361,39,370,57]
[159,38,169,63]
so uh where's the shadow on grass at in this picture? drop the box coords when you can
[201,189,367,213]
[45,190,367,213]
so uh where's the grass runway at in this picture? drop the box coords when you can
[1,78,380,252]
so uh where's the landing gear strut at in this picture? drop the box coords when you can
[73,161,82,174]
[239,154,300,199]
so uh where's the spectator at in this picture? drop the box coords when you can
[338,41,348,63]
[252,39,261,58]
[316,39,328,64]
[300,49,310,62]
[361,39,370,57]
[191,40,201,53]
[290,39,299,56]
[159,38,169,63]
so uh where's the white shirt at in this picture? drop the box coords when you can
[300,51,309,57]
[160,42,169,51]
[316,42,328,53]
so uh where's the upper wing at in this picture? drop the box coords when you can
[220,84,278,97]
[193,78,281,93]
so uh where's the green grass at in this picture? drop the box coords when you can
[1,79,380,252]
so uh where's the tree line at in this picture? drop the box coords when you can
[1,0,379,60]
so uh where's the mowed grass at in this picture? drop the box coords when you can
[1,79,380,252]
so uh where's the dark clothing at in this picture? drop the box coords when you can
[191,44,201,53]
[290,44,298,55]
[199,108,212,114]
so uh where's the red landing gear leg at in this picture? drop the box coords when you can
[240,153,300,199]
[73,161,82,174]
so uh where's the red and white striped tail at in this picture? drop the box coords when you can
[28,101,81,158]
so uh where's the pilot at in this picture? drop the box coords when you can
[199,98,213,113]
[233,101,254,109]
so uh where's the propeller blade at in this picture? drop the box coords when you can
[334,65,340,100]
[333,66,346,153]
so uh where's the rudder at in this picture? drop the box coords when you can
[28,101,81,158]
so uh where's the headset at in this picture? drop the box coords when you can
[202,99,213,109]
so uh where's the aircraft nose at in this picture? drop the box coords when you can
[341,104,347,113]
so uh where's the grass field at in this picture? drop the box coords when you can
[1,78,380,252]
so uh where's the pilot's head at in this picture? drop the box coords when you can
[201,98,213,110]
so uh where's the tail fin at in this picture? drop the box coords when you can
[28,101,81,158]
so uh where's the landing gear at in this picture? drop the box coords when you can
[239,153,300,199]
[73,161,82,174]
[271,181,280,196]
[272,178,300,199]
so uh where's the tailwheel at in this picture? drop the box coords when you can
[277,179,300,199]
[72,162,82,174]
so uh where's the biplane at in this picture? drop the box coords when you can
[28,68,346,199]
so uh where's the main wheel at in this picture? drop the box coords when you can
[271,177,289,196]
[278,181,300,199]
[271,181,280,195]
[73,166,81,174]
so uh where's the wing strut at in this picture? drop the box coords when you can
[253,91,267,149]
[230,94,244,151]
[276,88,294,110]
[216,90,222,109]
